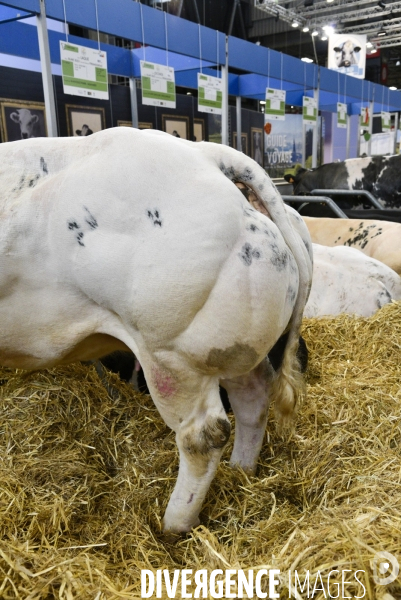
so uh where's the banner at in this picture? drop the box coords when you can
[337,102,347,128]
[303,96,317,126]
[381,111,391,130]
[198,74,222,114]
[328,34,366,79]
[141,61,176,108]
[264,88,286,121]
[60,41,108,100]
[263,114,303,175]
[360,107,370,130]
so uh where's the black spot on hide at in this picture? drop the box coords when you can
[239,243,262,266]
[40,157,48,174]
[270,243,289,271]
[84,207,98,229]
[147,209,162,227]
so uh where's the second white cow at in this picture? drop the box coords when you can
[305,244,401,318]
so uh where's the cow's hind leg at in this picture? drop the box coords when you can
[221,359,274,474]
[141,359,231,533]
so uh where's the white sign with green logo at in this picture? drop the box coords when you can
[337,102,347,129]
[141,61,176,108]
[360,107,370,130]
[265,88,286,121]
[381,111,391,130]
[303,96,317,125]
[197,73,222,114]
[60,41,108,100]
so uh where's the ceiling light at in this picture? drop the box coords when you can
[321,35,328,40]
[327,0,334,3]
[378,0,386,7]
[260,100,266,105]
[292,20,299,27]
[366,41,373,48]
[303,25,310,32]
[377,29,386,36]
[311,29,318,36]
[323,25,335,36]
[301,57,314,62]
[389,86,397,90]
[370,46,377,53]
[396,60,401,66]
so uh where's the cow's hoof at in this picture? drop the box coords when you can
[162,515,200,535]
[229,460,257,476]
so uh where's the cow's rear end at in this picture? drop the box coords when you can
[0,128,312,533]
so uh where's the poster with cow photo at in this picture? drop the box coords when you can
[0,99,47,142]
[328,34,366,79]
[66,105,105,137]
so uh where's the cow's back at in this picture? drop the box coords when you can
[303,216,401,275]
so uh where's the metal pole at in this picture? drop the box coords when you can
[221,36,229,146]
[129,77,139,129]
[393,112,399,154]
[236,95,241,151]
[345,114,351,159]
[312,86,319,167]
[36,0,58,137]
[367,100,374,156]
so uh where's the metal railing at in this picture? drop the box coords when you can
[281,195,348,218]
[309,189,384,210]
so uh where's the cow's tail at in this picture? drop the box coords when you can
[199,142,312,432]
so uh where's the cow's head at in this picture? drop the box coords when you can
[75,124,94,136]
[10,109,39,139]
[284,168,311,195]
[333,40,361,68]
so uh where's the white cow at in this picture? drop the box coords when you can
[305,244,401,318]
[10,108,40,139]
[0,127,312,533]
[333,40,361,68]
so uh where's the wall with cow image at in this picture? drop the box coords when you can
[0,65,208,144]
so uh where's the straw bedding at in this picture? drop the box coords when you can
[0,303,400,599]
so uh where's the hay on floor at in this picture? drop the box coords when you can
[0,302,400,599]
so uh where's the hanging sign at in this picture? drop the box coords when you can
[328,34,366,79]
[337,102,347,128]
[303,96,317,125]
[197,73,222,114]
[60,41,108,100]
[264,88,286,121]
[360,107,370,130]
[140,61,176,108]
[381,111,391,130]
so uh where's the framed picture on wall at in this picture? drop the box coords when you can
[251,127,264,166]
[117,121,153,129]
[0,99,47,142]
[193,118,205,142]
[233,132,248,155]
[66,104,106,137]
[162,115,189,139]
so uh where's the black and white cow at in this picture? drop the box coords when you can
[333,40,361,68]
[0,128,312,533]
[10,108,41,139]
[284,155,401,208]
